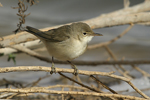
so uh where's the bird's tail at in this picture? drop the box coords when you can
[26,26,43,35]
[26,26,47,40]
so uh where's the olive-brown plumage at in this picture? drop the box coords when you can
[26,22,102,75]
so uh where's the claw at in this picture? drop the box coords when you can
[67,61,78,76]
[50,63,56,74]
[73,65,78,76]
[73,68,78,76]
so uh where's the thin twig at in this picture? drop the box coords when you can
[44,85,88,91]
[6,93,19,99]
[124,0,130,9]
[88,23,134,50]
[126,81,150,99]
[58,72,102,93]
[61,87,64,100]
[24,74,51,87]
[12,0,31,33]
[104,45,133,79]
[90,75,118,94]
[131,65,150,77]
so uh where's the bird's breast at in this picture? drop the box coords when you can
[43,39,87,61]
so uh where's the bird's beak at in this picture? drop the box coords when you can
[92,32,103,36]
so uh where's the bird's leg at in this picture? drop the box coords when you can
[67,61,78,75]
[50,57,56,74]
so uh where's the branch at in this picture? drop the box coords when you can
[87,24,134,50]
[0,24,133,56]
[90,75,118,94]
[40,85,89,91]
[58,72,102,93]
[1,10,150,47]
[0,88,147,100]
[8,45,150,66]
[0,40,41,55]
[1,66,149,98]
[131,65,150,77]
[104,46,133,79]
[98,1,150,17]
[1,1,149,52]
[0,66,129,81]
[127,81,150,99]
[0,66,149,98]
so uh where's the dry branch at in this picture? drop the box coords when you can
[0,1,150,100]
[90,75,118,94]
[85,12,150,29]
[1,1,150,48]
[104,46,133,79]
[0,88,148,100]
[25,74,51,87]
[99,1,150,17]
[131,65,150,77]
[12,0,30,33]
[58,72,102,93]
[41,85,88,91]
[124,0,130,9]
[0,66,149,98]
[0,66,129,81]
[87,24,134,50]
[127,81,150,99]
[0,24,133,56]
[7,45,150,66]
[0,40,41,55]
[1,1,150,54]
[1,12,150,47]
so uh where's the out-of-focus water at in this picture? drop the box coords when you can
[0,0,150,90]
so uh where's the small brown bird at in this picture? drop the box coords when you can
[26,22,102,75]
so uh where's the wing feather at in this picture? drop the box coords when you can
[26,25,71,42]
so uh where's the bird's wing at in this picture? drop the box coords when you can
[26,25,70,42]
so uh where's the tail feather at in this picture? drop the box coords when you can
[26,26,42,34]
[26,26,47,40]
[26,26,52,41]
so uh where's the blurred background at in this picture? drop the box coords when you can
[0,0,150,96]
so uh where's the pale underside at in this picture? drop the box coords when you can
[42,36,93,61]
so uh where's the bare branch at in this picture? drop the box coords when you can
[131,65,150,77]
[127,81,150,99]
[87,24,134,50]
[90,75,118,94]
[0,66,148,98]
[0,40,42,55]
[58,72,102,93]
[0,66,130,81]
[0,24,134,56]
[124,0,130,9]
[1,12,150,47]
[104,46,133,79]
[1,1,150,47]
[0,88,147,100]
[8,45,150,66]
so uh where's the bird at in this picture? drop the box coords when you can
[26,22,103,75]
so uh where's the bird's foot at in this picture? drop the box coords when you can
[73,65,78,76]
[50,63,56,74]
[67,61,78,76]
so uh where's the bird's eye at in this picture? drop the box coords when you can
[83,33,87,35]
